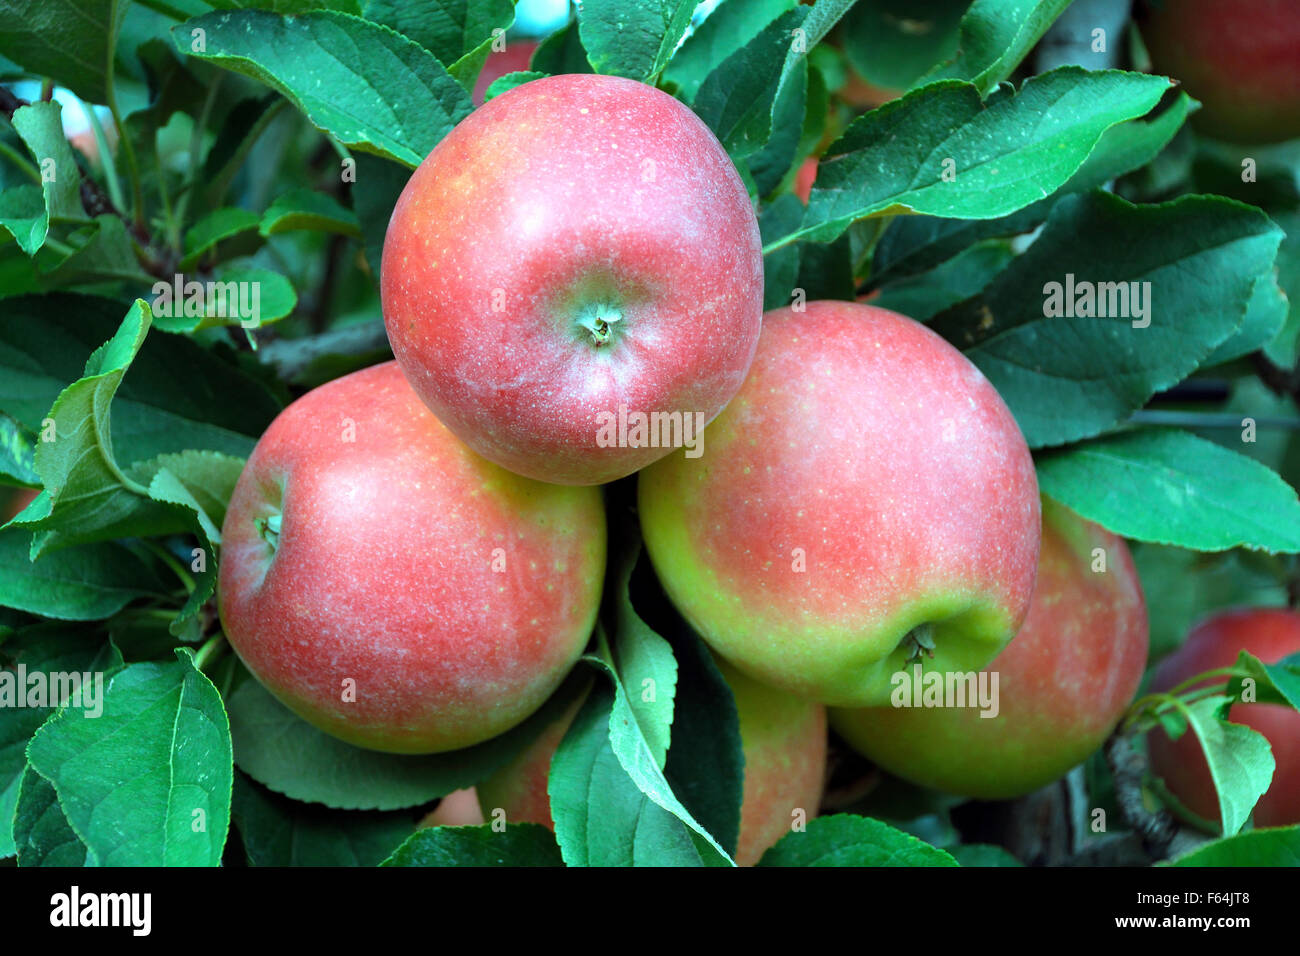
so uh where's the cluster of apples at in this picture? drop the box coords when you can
[217,70,1294,861]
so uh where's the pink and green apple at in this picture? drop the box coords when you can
[638,301,1041,707]
[218,361,606,754]
[381,73,764,486]
[831,499,1149,799]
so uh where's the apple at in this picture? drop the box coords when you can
[1147,607,1300,829]
[418,788,486,829]
[218,361,606,754]
[638,300,1040,707]
[794,157,817,204]
[472,40,539,106]
[830,498,1149,799]
[476,662,826,866]
[1136,0,1300,144]
[381,73,764,486]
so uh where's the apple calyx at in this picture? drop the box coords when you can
[256,513,282,553]
[901,622,937,663]
[574,304,623,346]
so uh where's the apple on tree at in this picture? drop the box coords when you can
[831,499,1149,799]
[1137,0,1300,144]
[472,39,539,106]
[218,362,606,754]
[381,73,764,486]
[638,301,1041,708]
[475,662,826,866]
[1147,608,1300,830]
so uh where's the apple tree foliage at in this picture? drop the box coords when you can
[0,0,1297,868]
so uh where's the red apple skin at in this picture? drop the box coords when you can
[381,74,764,486]
[1137,0,1300,143]
[418,788,487,828]
[218,362,606,754]
[1147,608,1300,829]
[638,301,1041,707]
[794,157,817,204]
[476,664,826,866]
[472,40,539,106]
[831,499,1149,799]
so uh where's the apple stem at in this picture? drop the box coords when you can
[575,305,623,346]
[256,513,282,552]
[901,622,936,662]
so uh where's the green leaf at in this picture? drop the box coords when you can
[0,184,49,256]
[663,0,796,103]
[608,549,677,768]
[9,101,85,255]
[205,0,363,12]
[0,293,281,466]
[937,192,1282,448]
[872,240,1013,321]
[786,68,1171,247]
[1179,696,1276,836]
[1168,825,1300,867]
[577,0,697,82]
[180,207,262,271]
[10,301,194,556]
[483,71,549,103]
[746,57,807,197]
[0,530,168,621]
[150,267,298,335]
[227,671,586,811]
[759,193,803,311]
[530,20,593,76]
[1037,429,1300,554]
[660,625,744,860]
[757,814,958,866]
[36,215,153,286]
[0,413,38,486]
[0,623,123,857]
[360,0,514,91]
[838,0,966,92]
[920,0,1072,94]
[869,92,1195,286]
[12,767,88,866]
[950,843,1024,866]
[350,152,411,280]
[231,771,415,866]
[0,0,130,104]
[1227,650,1300,712]
[548,678,705,866]
[382,822,563,867]
[1202,270,1288,367]
[260,188,360,238]
[693,8,809,159]
[128,450,244,547]
[26,648,233,865]
[172,9,474,167]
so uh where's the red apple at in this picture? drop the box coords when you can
[638,301,1040,707]
[218,361,606,754]
[472,40,539,106]
[794,157,817,204]
[830,499,1149,799]
[1147,607,1300,829]
[381,73,764,486]
[1137,0,1300,143]
[418,788,487,828]
[476,662,826,866]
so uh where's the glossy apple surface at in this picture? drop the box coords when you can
[382,73,764,485]
[638,301,1040,707]
[219,362,606,754]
